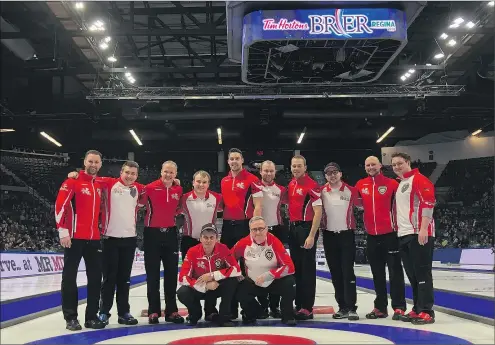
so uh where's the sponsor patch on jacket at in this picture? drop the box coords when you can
[378,186,387,195]
[215,258,222,269]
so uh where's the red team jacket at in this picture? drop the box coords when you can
[232,232,295,287]
[355,173,399,236]
[140,179,183,228]
[178,242,241,292]
[287,174,322,222]
[221,169,259,220]
[55,170,102,240]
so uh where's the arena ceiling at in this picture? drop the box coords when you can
[0,1,493,155]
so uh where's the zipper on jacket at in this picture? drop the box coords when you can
[90,180,96,240]
[372,177,377,235]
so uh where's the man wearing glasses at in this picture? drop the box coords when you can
[232,216,296,326]
[320,162,360,321]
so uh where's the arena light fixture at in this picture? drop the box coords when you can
[99,42,108,50]
[1,128,15,133]
[471,129,482,136]
[40,131,62,147]
[447,39,457,47]
[129,129,143,146]
[489,1,494,7]
[75,2,84,10]
[89,20,105,31]
[439,33,448,40]
[376,126,395,143]
[400,75,406,81]
[107,56,117,63]
[465,21,475,29]
[297,127,306,144]
[434,53,445,59]
[217,127,222,145]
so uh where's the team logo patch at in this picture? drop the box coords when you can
[215,258,222,269]
[81,187,91,196]
[60,184,68,191]
[401,183,410,193]
[197,261,206,269]
[171,193,180,200]
[361,187,369,195]
[265,249,274,261]
[130,187,137,198]
[378,186,387,195]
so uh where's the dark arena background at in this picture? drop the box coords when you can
[0,1,494,344]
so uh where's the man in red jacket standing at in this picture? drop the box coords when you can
[220,148,259,318]
[355,156,406,320]
[287,155,322,320]
[55,150,106,331]
[140,160,184,324]
[177,223,240,327]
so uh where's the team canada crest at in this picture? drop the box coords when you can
[378,186,387,195]
[265,248,274,261]
[215,258,222,269]
[171,193,180,200]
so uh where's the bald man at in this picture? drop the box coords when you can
[355,156,407,321]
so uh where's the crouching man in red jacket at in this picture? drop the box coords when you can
[233,216,297,326]
[177,223,241,327]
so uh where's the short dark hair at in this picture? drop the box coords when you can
[122,160,139,170]
[228,148,243,157]
[391,152,411,163]
[84,150,102,159]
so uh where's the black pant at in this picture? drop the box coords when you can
[180,235,200,262]
[367,232,406,312]
[289,221,318,312]
[177,278,238,322]
[238,275,295,320]
[61,239,102,322]
[323,230,357,312]
[144,227,179,316]
[258,224,286,311]
[220,219,249,316]
[399,234,435,316]
[99,237,137,316]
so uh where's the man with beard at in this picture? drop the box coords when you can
[220,148,259,319]
[140,161,184,324]
[249,160,287,318]
[392,152,436,325]
[355,156,406,321]
[287,155,322,320]
[67,161,145,326]
[320,162,360,321]
[55,150,106,331]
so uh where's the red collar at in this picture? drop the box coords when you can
[198,243,218,257]
[261,179,275,187]
[228,169,246,178]
[402,168,419,180]
[368,172,385,181]
[192,190,210,200]
[324,182,346,192]
[79,170,96,182]
[292,173,310,184]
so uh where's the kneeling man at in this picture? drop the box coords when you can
[177,223,240,326]
[233,216,297,326]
